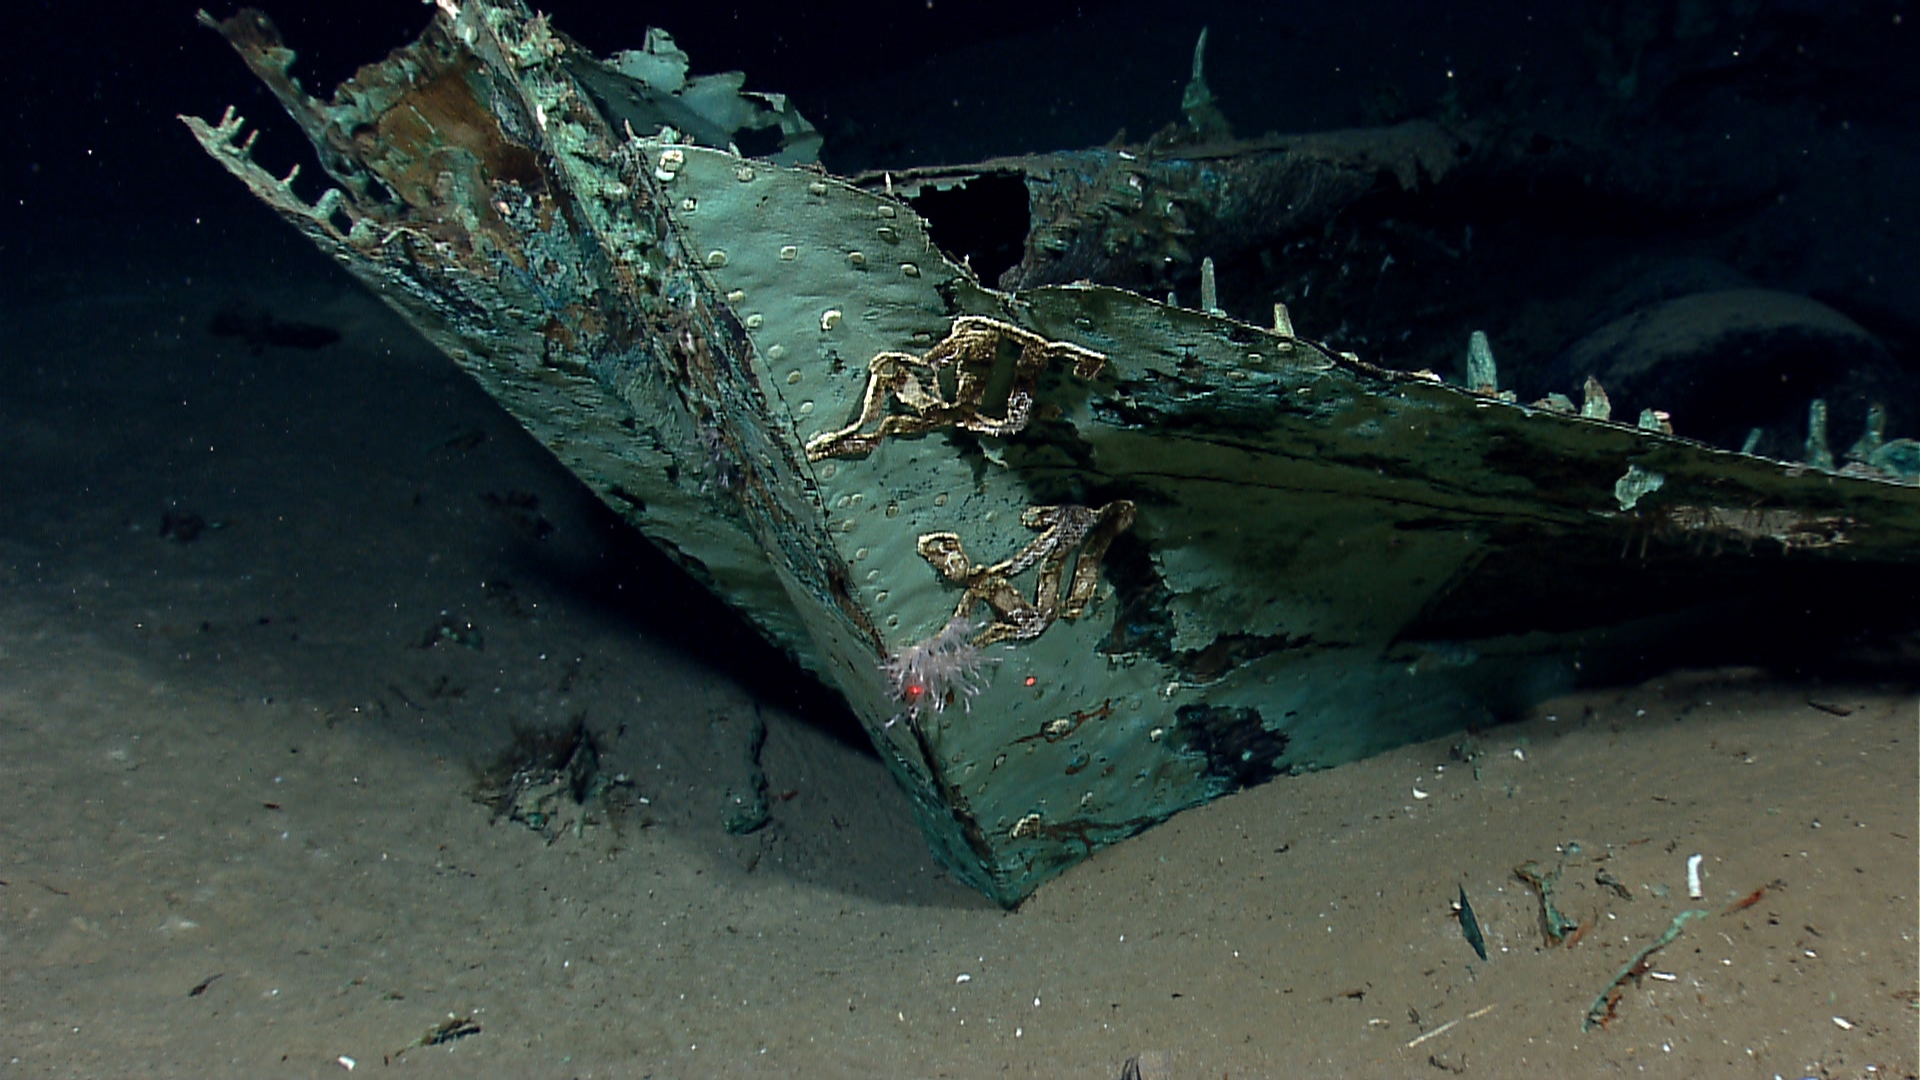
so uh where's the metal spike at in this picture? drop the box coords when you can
[1804,399,1835,470]
[1848,402,1887,462]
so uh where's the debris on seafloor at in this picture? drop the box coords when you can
[711,706,771,836]
[1594,865,1633,902]
[1405,1003,1497,1050]
[392,1015,482,1060]
[418,611,483,652]
[207,297,341,353]
[1568,872,1780,1031]
[1515,858,1584,947]
[1582,908,1710,1031]
[479,489,556,542]
[1454,884,1488,961]
[1115,1049,1173,1080]
[185,1,1920,906]
[159,507,215,544]
[476,717,629,843]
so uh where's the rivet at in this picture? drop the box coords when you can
[876,204,898,218]
[705,249,728,268]
[767,343,786,360]
[900,262,920,277]
[779,245,799,261]
[885,501,900,518]
[865,569,880,582]
[838,519,855,533]
[886,614,899,628]
[875,590,889,603]
[820,309,842,331]
[848,492,864,506]
[854,547,870,561]
[785,370,802,385]
[847,251,867,267]
[734,164,756,182]
[679,197,697,212]
[725,289,746,303]
[798,400,815,415]
[657,148,684,172]
[933,493,949,507]
[876,225,899,243]
[807,181,829,196]
[819,461,836,479]
[745,313,764,329]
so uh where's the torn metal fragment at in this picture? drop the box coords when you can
[1581,375,1613,421]
[1180,27,1233,141]
[1456,884,1488,961]
[1466,330,1498,395]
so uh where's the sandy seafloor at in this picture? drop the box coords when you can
[0,208,1914,1080]
[5,0,1920,1069]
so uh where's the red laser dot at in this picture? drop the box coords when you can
[1024,676,1037,686]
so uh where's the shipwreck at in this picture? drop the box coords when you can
[186,1,1920,905]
